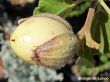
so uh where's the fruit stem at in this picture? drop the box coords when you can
[98,0,110,15]
[57,0,86,18]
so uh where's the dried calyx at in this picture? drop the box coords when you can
[10,13,78,68]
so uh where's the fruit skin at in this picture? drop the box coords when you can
[10,13,78,68]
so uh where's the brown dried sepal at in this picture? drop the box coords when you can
[31,32,78,68]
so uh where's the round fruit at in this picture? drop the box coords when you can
[10,13,78,68]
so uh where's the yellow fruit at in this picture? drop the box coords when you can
[10,13,78,68]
